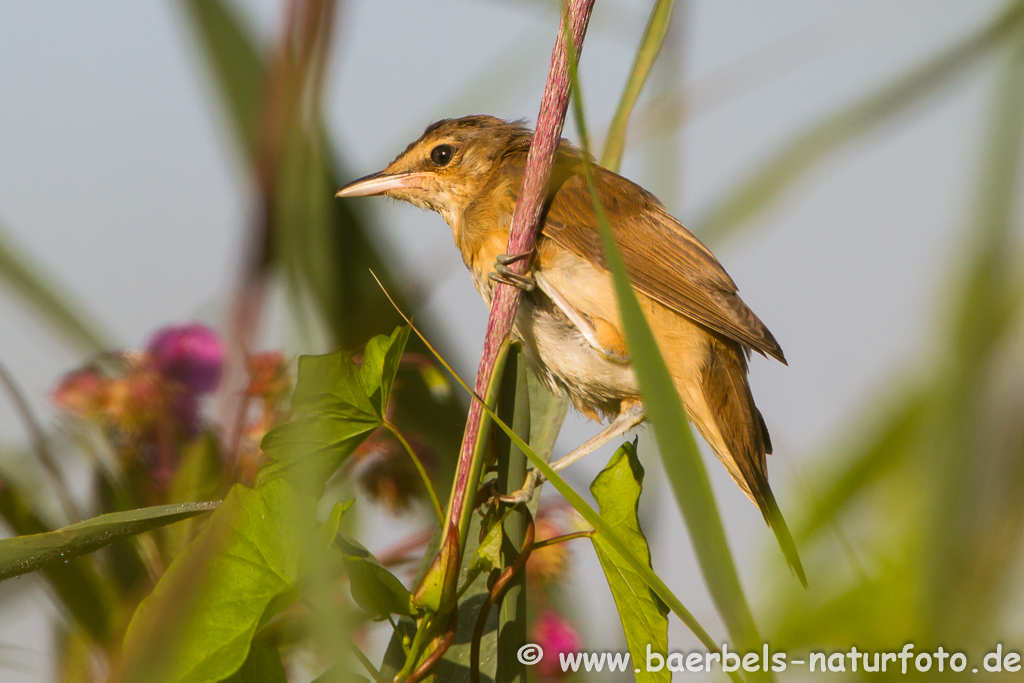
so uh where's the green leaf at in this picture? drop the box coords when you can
[0,501,217,582]
[290,349,378,420]
[324,495,415,619]
[359,325,412,417]
[258,413,378,491]
[219,643,287,683]
[120,480,306,683]
[590,442,669,683]
[0,222,111,352]
[472,507,511,574]
[338,533,416,618]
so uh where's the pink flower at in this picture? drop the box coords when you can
[147,324,224,394]
[532,609,582,681]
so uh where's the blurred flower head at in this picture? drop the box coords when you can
[532,609,581,681]
[51,367,107,417]
[245,352,291,404]
[52,323,228,491]
[352,429,435,513]
[527,516,569,587]
[147,323,224,395]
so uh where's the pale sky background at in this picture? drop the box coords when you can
[0,0,1012,680]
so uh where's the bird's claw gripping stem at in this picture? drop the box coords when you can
[489,253,536,292]
[496,470,543,505]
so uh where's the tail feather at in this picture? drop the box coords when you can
[699,336,806,586]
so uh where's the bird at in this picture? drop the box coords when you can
[337,115,804,583]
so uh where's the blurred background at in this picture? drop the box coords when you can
[1,0,1023,680]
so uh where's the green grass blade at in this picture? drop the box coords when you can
[0,501,218,582]
[0,480,112,642]
[697,1,1024,243]
[0,224,110,352]
[494,346,530,683]
[565,35,783,671]
[177,0,263,159]
[601,0,676,172]
[925,21,1024,630]
[796,390,924,541]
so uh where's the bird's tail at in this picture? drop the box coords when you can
[696,336,807,587]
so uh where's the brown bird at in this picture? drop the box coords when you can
[338,115,803,582]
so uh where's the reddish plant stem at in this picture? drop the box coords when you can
[445,0,596,540]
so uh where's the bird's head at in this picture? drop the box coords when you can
[336,115,531,224]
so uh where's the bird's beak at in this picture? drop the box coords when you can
[336,171,430,198]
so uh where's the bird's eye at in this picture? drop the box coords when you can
[430,144,454,167]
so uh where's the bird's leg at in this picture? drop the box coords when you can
[488,252,536,291]
[498,401,646,504]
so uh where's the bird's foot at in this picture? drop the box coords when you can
[488,261,536,292]
[496,469,543,504]
[496,251,532,266]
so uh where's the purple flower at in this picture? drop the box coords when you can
[147,323,224,395]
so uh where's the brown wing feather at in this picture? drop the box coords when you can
[534,158,786,364]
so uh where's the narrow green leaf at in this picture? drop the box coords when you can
[494,346,531,683]
[121,480,305,683]
[290,349,378,420]
[0,482,111,642]
[0,501,217,582]
[219,643,287,683]
[359,325,412,417]
[601,0,675,172]
[697,1,1024,242]
[177,0,263,159]
[0,223,110,352]
[590,442,669,683]
[797,391,923,541]
[568,43,777,666]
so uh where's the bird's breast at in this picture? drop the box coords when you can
[465,236,641,420]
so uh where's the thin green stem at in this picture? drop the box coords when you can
[348,642,388,683]
[384,422,444,526]
[532,530,594,550]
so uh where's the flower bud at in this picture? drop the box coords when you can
[147,323,224,394]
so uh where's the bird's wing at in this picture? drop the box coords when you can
[539,163,786,363]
